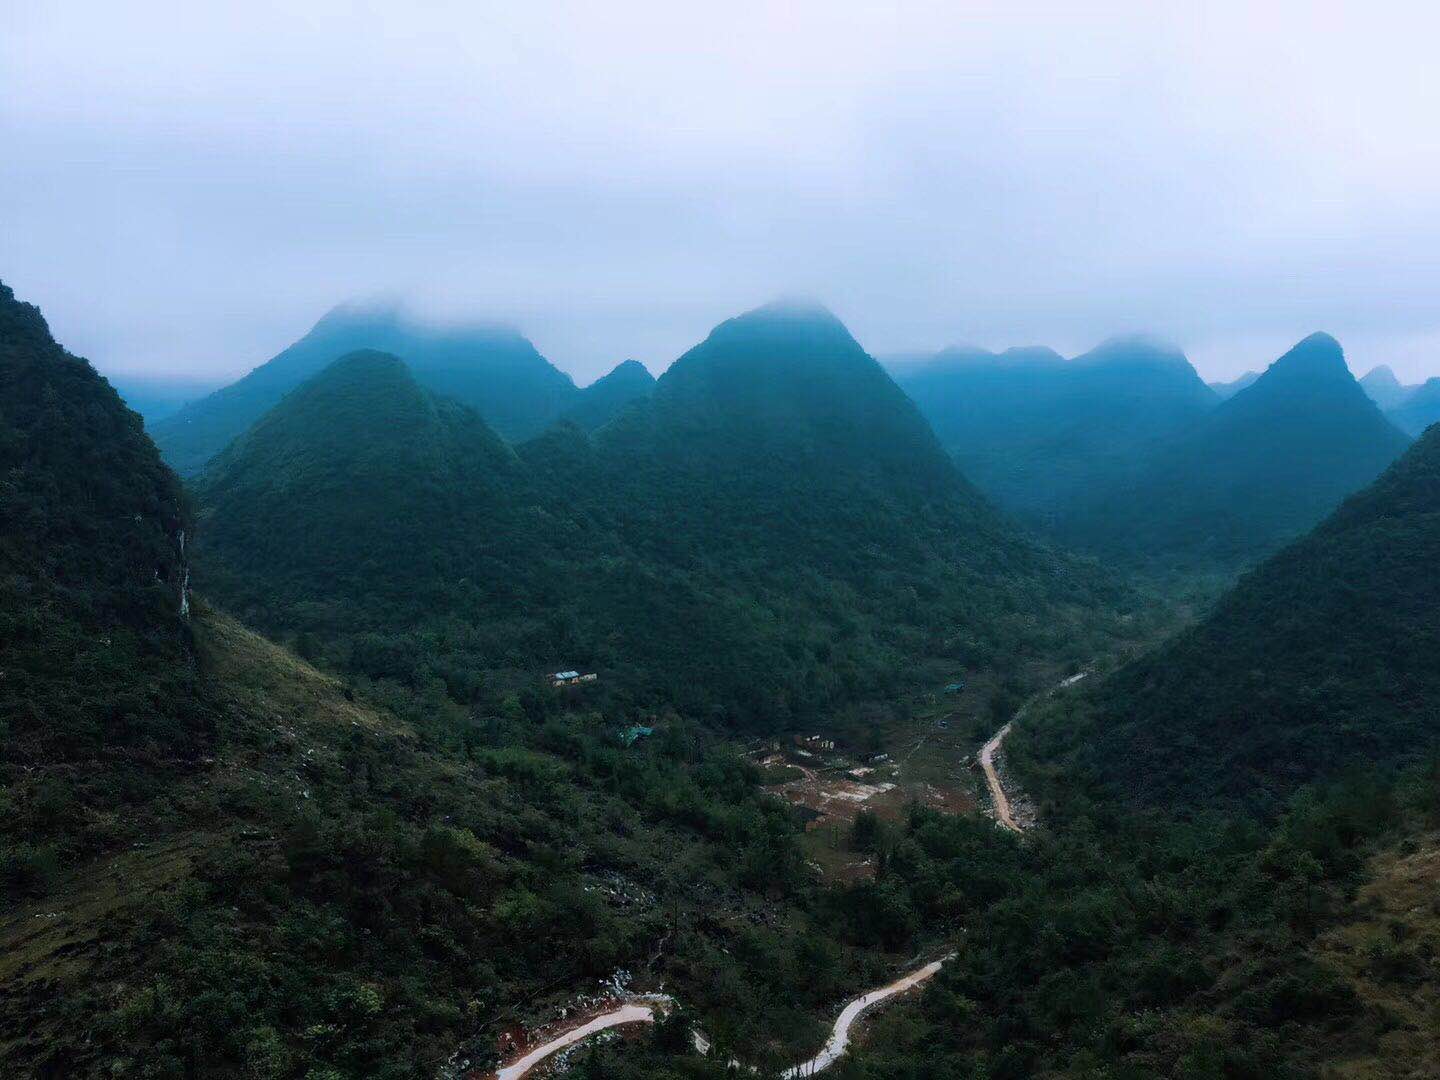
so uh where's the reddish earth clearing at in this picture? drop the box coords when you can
[755,737,978,883]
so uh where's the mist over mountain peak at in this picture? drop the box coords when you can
[1262,331,1348,380]
[1077,334,1189,369]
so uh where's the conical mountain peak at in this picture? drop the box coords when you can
[593,358,655,387]
[312,347,412,383]
[561,358,656,431]
[697,298,856,355]
[1259,332,1349,384]
[201,348,514,495]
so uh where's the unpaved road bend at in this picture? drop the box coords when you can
[979,671,1089,833]
[487,955,952,1079]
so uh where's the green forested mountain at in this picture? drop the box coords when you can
[0,283,937,1080]
[0,280,202,807]
[893,336,1218,528]
[1388,375,1440,436]
[1359,363,1415,411]
[11,276,1440,1080]
[151,302,578,474]
[195,302,1125,731]
[1050,421,1440,813]
[1068,332,1412,568]
[563,358,655,430]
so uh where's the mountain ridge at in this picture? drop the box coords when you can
[1061,421,1440,812]
[895,333,1218,528]
[152,304,578,474]
[1066,332,1411,566]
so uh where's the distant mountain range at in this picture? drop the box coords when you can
[194,301,1122,728]
[562,357,655,430]
[150,303,584,474]
[1358,364,1414,410]
[1387,376,1440,436]
[1208,370,1259,399]
[892,336,1218,529]
[1066,333,1411,566]
[897,333,1412,568]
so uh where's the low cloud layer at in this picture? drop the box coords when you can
[4,1,1439,385]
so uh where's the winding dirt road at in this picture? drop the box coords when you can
[979,671,1088,833]
[485,670,1089,1077]
[978,721,1021,832]
[486,956,951,1078]
[779,955,949,1077]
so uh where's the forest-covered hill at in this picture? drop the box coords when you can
[151,303,578,474]
[193,302,1129,732]
[893,336,1218,529]
[0,281,946,1079]
[1034,422,1440,814]
[1066,333,1412,569]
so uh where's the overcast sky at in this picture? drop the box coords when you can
[4,1,1439,386]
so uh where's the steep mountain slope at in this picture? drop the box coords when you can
[563,358,655,430]
[895,336,1218,526]
[1209,370,1260,399]
[1070,333,1412,567]
[151,303,577,473]
[1065,422,1440,812]
[192,350,578,671]
[1359,363,1415,410]
[196,302,1126,730]
[574,303,1126,716]
[0,281,202,810]
[0,284,915,1080]
[1388,376,1440,436]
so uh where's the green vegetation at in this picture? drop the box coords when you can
[151,302,580,475]
[899,332,1412,574]
[828,767,1440,1079]
[563,359,655,431]
[0,280,203,896]
[3,605,908,1077]
[10,276,1440,1080]
[894,336,1218,531]
[1067,333,1412,570]
[1035,422,1440,815]
[194,302,1131,733]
